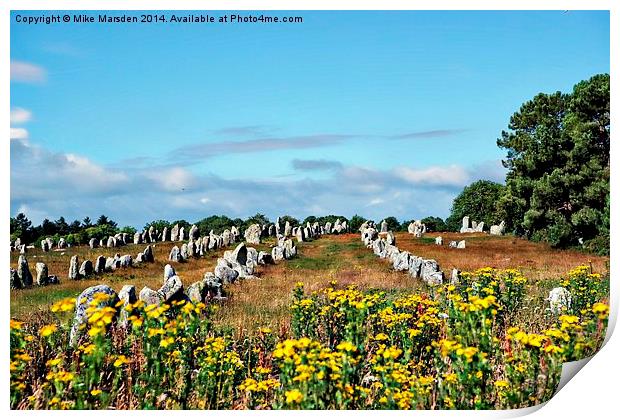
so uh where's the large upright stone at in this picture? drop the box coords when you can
[179,227,185,241]
[143,245,154,263]
[107,236,116,248]
[164,264,176,282]
[10,269,22,289]
[284,221,292,237]
[171,224,180,241]
[94,255,106,274]
[70,285,119,346]
[58,238,67,249]
[169,246,184,263]
[119,255,133,268]
[35,262,49,285]
[244,224,262,245]
[139,287,164,306]
[548,287,572,315]
[159,275,184,302]
[89,238,98,249]
[435,236,443,246]
[189,225,199,241]
[295,227,306,243]
[180,243,190,260]
[461,216,470,233]
[79,260,94,277]
[68,255,80,280]
[41,239,50,252]
[17,255,33,287]
[380,220,388,233]
[134,232,142,245]
[421,260,443,286]
[490,221,506,236]
[215,259,239,284]
[162,227,169,242]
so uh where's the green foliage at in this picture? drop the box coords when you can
[194,215,235,236]
[445,180,505,231]
[381,216,401,232]
[278,215,300,227]
[420,216,447,232]
[143,220,171,232]
[497,74,609,253]
[348,215,367,233]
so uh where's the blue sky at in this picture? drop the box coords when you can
[10,10,610,227]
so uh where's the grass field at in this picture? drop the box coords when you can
[10,231,608,332]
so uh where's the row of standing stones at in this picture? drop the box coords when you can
[361,221,454,286]
[68,218,349,346]
[374,218,572,316]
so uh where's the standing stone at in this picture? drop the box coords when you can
[17,255,33,287]
[187,280,208,304]
[10,268,22,289]
[58,238,67,249]
[171,224,180,241]
[79,260,94,277]
[162,227,169,242]
[180,243,190,260]
[99,239,105,248]
[420,260,443,286]
[386,231,396,246]
[449,241,458,248]
[119,255,133,268]
[118,285,137,326]
[134,232,142,245]
[94,255,106,274]
[393,251,412,272]
[435,236,443,246]
[456,240,466,249]
[246,247,259,266]
[143,245,154,263]
[159,275,184,302]
[451,268,460,284]
[68,255,80,280]
[244,224,262,245]
[461,216,470,233]
[295,227,306,243]
[187,240,196,258]
[284,221,292,237]
[35,262,49,285]
[139,287,164,306]
[164,264,176,282]
[169,246,184,263]
[490,221,506,236]
[189,225,199,241]
[214,259,239,284]
[148,226,155,243]
[89,238,98,249]
[107,236,116,248]
[105,257,119,271]
[70,285,119,346]
[380,220,388,233]
[548,287,572,315]
[271,246,285,262]
[41,240,50,252]
[407,256,424,278]
[258,251,274,265]
[179,227,186,242]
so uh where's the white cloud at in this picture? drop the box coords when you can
[10,107,32,124]
[145,167,198,192]
[393,164,469,187]
[10,60,46,83]
[10,128,29,140]
[366,198,385,207]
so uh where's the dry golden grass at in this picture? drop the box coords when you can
[10,232,608,335]
[394,232,609,281]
